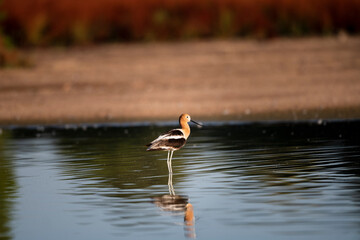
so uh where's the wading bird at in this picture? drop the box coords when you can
[146,114,202,173]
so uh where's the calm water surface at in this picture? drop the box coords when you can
[0,120,360,240]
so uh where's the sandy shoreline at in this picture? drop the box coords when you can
[1,37,360,126]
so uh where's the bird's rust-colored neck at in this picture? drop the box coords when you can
[180,117,190,139]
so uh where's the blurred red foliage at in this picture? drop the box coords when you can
[1,0,360,46]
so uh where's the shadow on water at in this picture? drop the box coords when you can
[0,131,18,240]
[0,120,360,239]
[54,127,169,197]
[192,121,360,218]
[203,121,360,191]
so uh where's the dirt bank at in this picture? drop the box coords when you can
[0,37,360,125]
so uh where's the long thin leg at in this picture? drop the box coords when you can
[168,171,175,195]
[169,150,174,174]
[166,150,170,173]
[167,150,175,195]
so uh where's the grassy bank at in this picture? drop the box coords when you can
[0,37,359,125]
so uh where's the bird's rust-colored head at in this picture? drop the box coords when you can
[179,113,203,139]
[179,113,191,124]
[179,113,202,129]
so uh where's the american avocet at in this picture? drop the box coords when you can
[146,114,202,173]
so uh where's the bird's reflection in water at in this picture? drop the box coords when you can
[152,172,196,239]
[184,203,196,239]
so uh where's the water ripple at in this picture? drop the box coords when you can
[1,120,360,239]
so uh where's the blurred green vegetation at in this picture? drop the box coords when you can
[0,0,31,68]
[0,0,359,67]
[0,0,359,47]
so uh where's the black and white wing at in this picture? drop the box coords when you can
[146,129,186,151]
